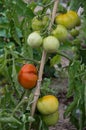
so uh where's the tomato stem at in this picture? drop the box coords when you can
[17,53,40,64]
[12,90,28,116]
[56,51,72,62]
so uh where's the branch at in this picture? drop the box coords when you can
[57,51,72,62]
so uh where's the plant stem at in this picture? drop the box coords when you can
[43,0,54,8]
[17,53,40,64]
[48,0,59,32]
[12,90,28,116]
[29,0,59,129]
[57,51,72,62]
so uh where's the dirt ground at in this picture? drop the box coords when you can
[49,78,77,130]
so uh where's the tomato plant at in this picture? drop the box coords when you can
[0,0,86,130]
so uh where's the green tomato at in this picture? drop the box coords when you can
[42,16,49,26]
[52,25,68,41]
[32,17,43,31]
[27,32,43,48]
[42,111,59,126]
[37,95,59,115]
[71,46,78,52]
[72,39,81,46]
[70,28,79,37]
[43,36,60,53]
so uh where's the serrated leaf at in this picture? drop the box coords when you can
[21,43,33,60]
[64,97,78,117]
[12,59,21,97]
[85,82,86,117]
[0,116,21,125]
[10,20,21,45]
[0,49,7,73]
[50,55,61,67]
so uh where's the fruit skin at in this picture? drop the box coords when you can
[27,32,43,48]
[32,16,49,31]
[70,28,79,37]
[52,24,68,41]
[67,11,81,26]
[55,10,81,29]
[42,111,59,126]
[43,36,60,53]
[42,16,49,26]
[37,95,59,115]
[71,46,78,53]
[18,64,38,89]
[32,17,43,31]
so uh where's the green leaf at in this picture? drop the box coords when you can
[21,43,33,60]
[50,55,61,67]
[0,116,21,125]
[12,59,21,97]
[85,82,86,117]
[0,49,7,73]
[64,97,78,117]
[9,19,21,45]
[70,112,79,129]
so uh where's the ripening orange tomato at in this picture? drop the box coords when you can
[18,64,38,89]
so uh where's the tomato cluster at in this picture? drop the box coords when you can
[27,31,60,53]
[27,10,81,54]
[37,95,59,126]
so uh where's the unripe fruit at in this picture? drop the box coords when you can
[32,17,43,31]
[42,111,59,126]
[70,28,79,37]
[27,32,43,48]
[71,46,78,52]
[31,16,49,31]
[43,36,60,53]
[52,25,68,41]
[37,95,59,115]
[55,10,81,29]
[42,16,49,26]
[67,11,81,26]
[18,64,38,89]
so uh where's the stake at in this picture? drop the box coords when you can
[29,0,59,129]
[31,50,47,118]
